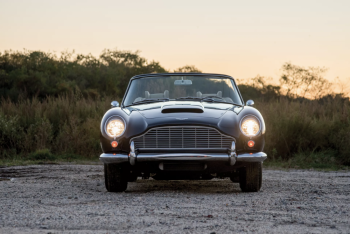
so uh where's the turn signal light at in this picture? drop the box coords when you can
[247,140,255,148]
[111,141,118,148]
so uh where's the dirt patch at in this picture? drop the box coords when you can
[0,165,349,233]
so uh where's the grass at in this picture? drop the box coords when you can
[0,90,349,170]
[0,153,100,167]
[0,149,100,167]
[264,150,349,171]
[1,150,347,172]
[1,49,349,170]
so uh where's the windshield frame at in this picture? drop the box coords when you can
[121,73,244,108]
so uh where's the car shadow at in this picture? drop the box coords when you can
[124,178,243,194]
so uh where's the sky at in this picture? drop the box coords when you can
[1,0,349,86]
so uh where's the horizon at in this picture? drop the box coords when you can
[1,0,349,87]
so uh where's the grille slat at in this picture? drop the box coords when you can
[132,126,234,149]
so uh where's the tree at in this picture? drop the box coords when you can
[173,65,202,73]
[279,62,331,99]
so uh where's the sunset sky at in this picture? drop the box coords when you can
[1,0,349,85]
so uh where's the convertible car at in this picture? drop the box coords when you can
[99,73,266,192]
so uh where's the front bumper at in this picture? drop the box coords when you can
[99,152,267,165]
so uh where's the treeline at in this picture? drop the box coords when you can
[0,49,349,168]
[0,49,201,101]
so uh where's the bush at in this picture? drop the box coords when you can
[0,94,109,159]
[0,49,200,102]
[254,95,350,166]
[0,94,349,167]
[28,149,56,161]
[0,49,349,168]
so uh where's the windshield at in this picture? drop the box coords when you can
[123,75,243,106]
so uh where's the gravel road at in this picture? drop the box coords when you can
[0,165,349,234]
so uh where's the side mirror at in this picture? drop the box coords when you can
[111,101,119,108]
[246,100,254,106]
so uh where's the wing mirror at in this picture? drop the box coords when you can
[111,101,119,108]
[246,100,254,106]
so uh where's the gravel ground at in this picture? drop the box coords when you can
[0,165,349,234]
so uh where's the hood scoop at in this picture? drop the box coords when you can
[162,105,204,114]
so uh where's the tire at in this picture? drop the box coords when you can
[104,164,128,192]
[239,162,262,192]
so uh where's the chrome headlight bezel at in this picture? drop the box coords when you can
[239,115,262,137]
[104,115,126,138]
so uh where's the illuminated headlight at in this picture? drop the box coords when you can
[240,116,260,137]
[105,117,126,138]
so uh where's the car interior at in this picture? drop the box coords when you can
[196,91,233,103]
[133,90,234,104]
[133,90,169,103]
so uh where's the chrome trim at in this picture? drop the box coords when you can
[137,153,231,162]
[136,148,229,151]
[246,100,254,106]
[121,74,244,109]
[100,153,128,164]
[239,115,262,137]
[104,115,126,139]
[236,152,267,162]
[100,151,267,164]
[130,125,236,149]
[111,101,119,108]
[129,141,136,166]
[229,141,236,165]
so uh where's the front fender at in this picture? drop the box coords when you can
[218,106,265,153]
[100,108,148,153]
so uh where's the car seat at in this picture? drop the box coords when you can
[196,91,222,98]
[145,90,169,99]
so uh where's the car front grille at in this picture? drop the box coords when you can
[131,126,234,149]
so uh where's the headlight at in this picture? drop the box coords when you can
[105,117,126,138]
[240,116,260,137]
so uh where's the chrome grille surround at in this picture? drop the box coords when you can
[131,126,235,150]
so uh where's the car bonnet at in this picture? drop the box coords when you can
[130,101,240,119]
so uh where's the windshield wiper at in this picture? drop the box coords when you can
[175,96,201,100]
[177,95,230,104]
[200,96,243,106]
[200,96,230,104]
[200,95,225,101]
[125,98,169,107]
[175,96,243,107]
[176,96,226,102]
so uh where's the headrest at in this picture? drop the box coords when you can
[196,91,222,98]
[145,90,169,99]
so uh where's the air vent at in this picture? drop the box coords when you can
[161,105,203,113]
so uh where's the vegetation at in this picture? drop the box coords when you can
[0,49,349,169]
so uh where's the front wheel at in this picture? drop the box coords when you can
[104,164,128,192]
[239,162,262,192]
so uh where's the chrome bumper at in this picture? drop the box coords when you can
[236,152,267,162]
[99,147,267,165]
[99,154,129,164]
[99,152,267,164]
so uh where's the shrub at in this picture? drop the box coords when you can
[28,149,56,161]
[0,49,349,168]
[0,94,109,159]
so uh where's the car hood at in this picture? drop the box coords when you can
[127,101,240,119]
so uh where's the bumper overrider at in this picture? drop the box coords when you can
[99,141,267,165]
